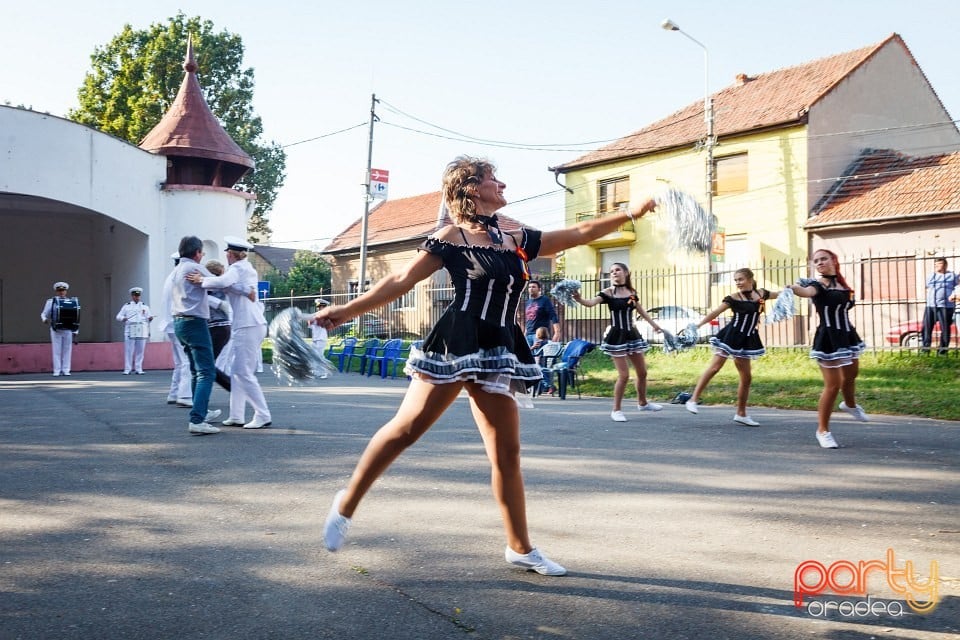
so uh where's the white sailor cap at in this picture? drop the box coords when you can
[130,287,143,295]
[53,282,69,291]
[224,235,254,252]
[314,298,330,307]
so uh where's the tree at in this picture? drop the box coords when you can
[67,13,285,242]
[265,251,332,297]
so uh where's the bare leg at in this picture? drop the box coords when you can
[611,356,630,411]
[338,379,463,517]
[626,352,649,405]
[839,359,859,408]
[732,357,753,417]
[691,354,727,403]
[465,384,531,554]
[817,365,843,434]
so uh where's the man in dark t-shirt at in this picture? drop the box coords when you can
[524,280,561,345]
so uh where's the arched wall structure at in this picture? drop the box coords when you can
[0,106,254,372]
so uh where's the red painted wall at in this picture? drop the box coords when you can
[0,342,174,374]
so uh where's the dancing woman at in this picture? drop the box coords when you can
[314,156,656,575]
[684,268,776,426]
[572,263,663,421]
[789,249,869,448]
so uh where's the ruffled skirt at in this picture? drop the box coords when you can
[810,327,866,368]
[709,326,765,360]
[404,311,543,397]
[599,325,650,357]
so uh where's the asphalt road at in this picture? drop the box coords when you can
[1,370,958,639]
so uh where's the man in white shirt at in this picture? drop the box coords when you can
[189,236,271,429]
[40,281,78,376]
[116,287,153,374]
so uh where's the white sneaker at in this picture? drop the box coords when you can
[638,402,663,412]
[685,400,699,414]
[838,401,870,422]
[505,547,567,576]
[816,431,839,449]
[243,417,272,429]
[205,409,222,422]
[610,410,627,422]
[733,414,760,427]
[167,396,178,404]
[176,399,193,408]
[221,418,245,427]
[324,490,352,551]
[188,422,220,435]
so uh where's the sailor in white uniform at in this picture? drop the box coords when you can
[116,287,153,374]
[188,236,271,429]
[40,281,77,376]
[161,252,193,406]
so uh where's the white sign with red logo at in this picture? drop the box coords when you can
[369,168,389,199]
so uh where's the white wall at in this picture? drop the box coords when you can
[0,106,251,343]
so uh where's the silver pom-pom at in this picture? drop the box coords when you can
[551,279,582,306]
[268,308,336,385]
[765,287,796,325]
[678,322,700,348]
[661,330,681,353]
[655,188,718,253]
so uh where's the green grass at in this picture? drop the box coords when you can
[576,347,960,421]
[265,339,960,421]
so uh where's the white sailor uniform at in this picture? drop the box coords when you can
[116,298,151,374]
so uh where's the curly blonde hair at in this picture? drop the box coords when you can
[442,156,497,223]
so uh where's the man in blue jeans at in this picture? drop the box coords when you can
[922,257,958,355]
[170,236,222,434]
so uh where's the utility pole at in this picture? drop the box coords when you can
[357,93,379,318]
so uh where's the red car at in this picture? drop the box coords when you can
[884,319,959,348]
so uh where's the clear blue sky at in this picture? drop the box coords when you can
[3,0,958,250]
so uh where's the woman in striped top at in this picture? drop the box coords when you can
[314,156,657,575]
[573,263,664,422]
[790,249,869,449]
[685,268,775,427]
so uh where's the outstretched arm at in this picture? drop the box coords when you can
[696,301,730,328]
[635,305,663,333]
[538,198,656,256]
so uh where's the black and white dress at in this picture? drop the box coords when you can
[808,280,865,367]
[598,291,650,357]
[404,230,544,397]
[709,291,769,359]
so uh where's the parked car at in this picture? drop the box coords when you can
[634,305,723,344]
[331,313,390,338]
[884,319,959,348]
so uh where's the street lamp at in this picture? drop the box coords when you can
[661,18,715,306]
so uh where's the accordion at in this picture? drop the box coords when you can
[52,297,81,331]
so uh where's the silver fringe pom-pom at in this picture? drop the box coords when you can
[661,330,681,353]
[268,308,336,385]
[551,279,582,306]
[765,287,796,325]
[655,188,718,253]
[678,322,700,348]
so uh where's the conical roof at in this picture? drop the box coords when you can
[139,38,254,172]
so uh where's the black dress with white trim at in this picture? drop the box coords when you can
[404,230,544,396]
[808,280,865,366]
[598,291,650,356]
[708,292,769,359]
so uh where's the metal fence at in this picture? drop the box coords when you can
[264,250,959,352]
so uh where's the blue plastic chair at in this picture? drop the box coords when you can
[327,337,358,372]
[352,338,381,374]
[366,338,404,377]
[550,339,594,399]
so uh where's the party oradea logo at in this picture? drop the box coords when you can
[794,549,939,618]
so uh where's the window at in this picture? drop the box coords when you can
[390,289,417,310]
[599,248,630,289]
[598,176,630,214]
[712,235,749,285]
[713,153,747,196]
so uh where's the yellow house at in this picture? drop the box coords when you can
[551,33,960,305]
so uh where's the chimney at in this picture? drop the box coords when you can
[735,73,751,86]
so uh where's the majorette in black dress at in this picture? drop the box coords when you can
[807,279,865,367]
[708,291,770,359]
[598,291,650,357]
[404,229,544,396]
